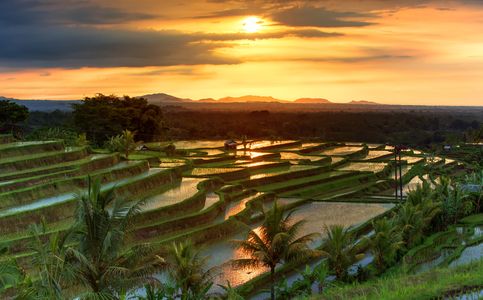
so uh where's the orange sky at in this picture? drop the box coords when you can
[1,0,483,105]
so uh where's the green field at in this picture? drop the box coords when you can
[0,138,478,299]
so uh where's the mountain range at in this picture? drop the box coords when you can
[141,93,379,105]
[0,93,379,111]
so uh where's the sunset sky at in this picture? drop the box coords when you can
[1,0,483,105]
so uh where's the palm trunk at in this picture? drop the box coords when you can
[270,266,276,300]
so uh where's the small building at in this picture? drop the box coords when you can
[224,139,237,150]
[135,144,149,151]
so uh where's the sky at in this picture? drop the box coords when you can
[1,0,483,105]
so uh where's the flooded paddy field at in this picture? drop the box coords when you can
[0,137,468,298]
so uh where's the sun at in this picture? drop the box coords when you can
[242,16,262,33]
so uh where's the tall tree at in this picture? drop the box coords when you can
[0,100,29,133]
[167,240,215,299]
[319,225,363,281]
[67,178,165,299]
[21,223,76,299]
[364,218,403,273]
[72,94,165,145]
[232,202,320,300]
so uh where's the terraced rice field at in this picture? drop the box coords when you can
[208,201,394,290]
[337,162,387,173]
[278,152,327,162]
[249,165,320,180]
[361,150,393,160]
[318,146,364,156]
[0,136,459,298]
[186,167,245,176]
[142,177,205,211]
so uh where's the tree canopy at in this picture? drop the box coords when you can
[72,94,165,145]
[0,100,29,133]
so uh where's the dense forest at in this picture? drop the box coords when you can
[3,95,481,148]
[24,108,482,149]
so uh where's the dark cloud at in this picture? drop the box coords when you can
[0,27,239,69]
[271,6,375,28]
[0,23,339,69]
[0,0,155,26]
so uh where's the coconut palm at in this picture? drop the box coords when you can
[232,201,320,300]
[364,218,403,273]
[395,202,425,249]
[21,223,77,299]
[0,259,22,296]
[67,178,165,299]
[120,129,139,159]
[464,170,482,213]
[167,240,215,299]
[319,225,363,281]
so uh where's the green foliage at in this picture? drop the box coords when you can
[219,281,244,300]
[232,201,321,300]
[20,222,76,299]
[0,100,29,133]
[66,177,165,298]
[165,240,214,299]
[364,218,403,274]
[275,263,330,299]
[104,129,140,158]
[0,259,22,296]
[320,225,363,282]
[72,94,165,145]
[26,127,88,147]
[317,259,483,300]
[464,170,482,213]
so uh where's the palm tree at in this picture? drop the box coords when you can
[232,201,320,300]
[464,170,482,213]
[120,129,139,159]
[67,178,165,299]
[22,223,77,299]
[364,218,403,273]
[395,202,424,249]
[167,240,215,299]
[319,225,363,281]
[0,259,22,297]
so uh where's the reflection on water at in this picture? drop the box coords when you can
[337,162,386,173]
[250,165,318,180]
[142,178,203,211]
[205,201,393,294]
[449,243,483,268]
[319,146,364,156]
[224,193,262,219]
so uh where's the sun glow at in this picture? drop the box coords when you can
[242,16,262,33]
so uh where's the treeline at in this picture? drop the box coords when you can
[164,110,482,147]
[18,97,483,147]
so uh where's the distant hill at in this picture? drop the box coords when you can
[0,93,384,112]
[198,98,216,102]
[0,96,79,111]
[216,95,289,103]
[295,98,331,104]
[141,93,191,103]
[349,100,379,105]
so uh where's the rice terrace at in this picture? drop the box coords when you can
[1,0,483,299]
[0,128,481,299]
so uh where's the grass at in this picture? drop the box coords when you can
[315,259,483,300]
[460,214,483,225]
[0,153,118,182]
[281,172,374,198]
[337,162,387,173]
[0,147,88,172]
